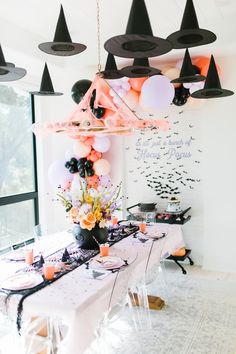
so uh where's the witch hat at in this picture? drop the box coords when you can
[167,0,216,49]
[171,49,205,84]
[191,55,234,99]
[100,53,124,79]
[30,63,63,96]
[0,45,26,82]
[121,57,161,78]
[38,5,86,56]
[104,0,172,58]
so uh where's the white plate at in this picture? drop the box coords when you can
[4,250,25,261]
[90,256,124,270]
[1,273,44,291]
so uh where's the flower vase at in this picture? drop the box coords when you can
[72,224,108,249]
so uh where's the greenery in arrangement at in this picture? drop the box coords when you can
[57,175,122,230]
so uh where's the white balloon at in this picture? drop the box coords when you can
[93,136,111,153]
[121,82,131,91]
[48,159,73,188]
[73,141,91,158]
[190,81,204,94]
[140,75,175,110]
[183,83,193,89]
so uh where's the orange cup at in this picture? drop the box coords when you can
[43,263,55,280]
[139,223,146,233]
[100,244,109,257]
[112,217,118,225]
[25,249,34,265]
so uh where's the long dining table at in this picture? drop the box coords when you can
[0,223,184,354]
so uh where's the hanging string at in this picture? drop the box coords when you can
[96,0,102,73]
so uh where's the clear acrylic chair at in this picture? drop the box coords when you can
[93,256,138,354]
[22,315,66,354]
[127,235,168,332]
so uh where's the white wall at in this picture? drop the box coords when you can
[122,55,236,272]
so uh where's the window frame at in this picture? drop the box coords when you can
[0,93,39,227]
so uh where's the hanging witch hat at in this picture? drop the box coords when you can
[171,49,205,84]
[191,55,234,99]
[30,63,63,96]
[167,0,217,49]
[0,45,26,82]
[104,0,172,58]
[38,5,86,56]
[121,57,161,78]
[100,53,124,79]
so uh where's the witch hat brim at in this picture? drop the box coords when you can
[121,57,161,78]
[38,5,86,56]
[30,63,63,96]
[167,0,216,49]
[171,49,205,84]
[0,64,26,82]
[191,55,234,99]
[104,0,172,58]
[100,53,124,79]
[38,42,87,57]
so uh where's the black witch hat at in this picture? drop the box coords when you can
[167,0,217,49]
[104,0,172,58]
[191,55,234,99]
[0,45,26,82]
[121,57,161,78]
[171,49,205,84]
[30,63,63,96]
[38,5,86,56]
[100,53,124,79]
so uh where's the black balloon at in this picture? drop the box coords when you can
[78,168,85,178]
[93,106,105,119]
[85,160,93,169]
[69,166,78,174]
[65,161,71,169]
[173,85,189,106]
[87,168,95,177]
[90,89,96,109]
[71,80,92,104]
[70,157,78,166]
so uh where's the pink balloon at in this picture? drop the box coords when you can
[48,159,73,188]
[93,159,111,176]
[140,76,175,110]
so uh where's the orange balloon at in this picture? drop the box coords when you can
[129,77,147,92]
[193,57,222,77]
[103,109,115,119]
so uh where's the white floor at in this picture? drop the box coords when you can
[87,262,236,354]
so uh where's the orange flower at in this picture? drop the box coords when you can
[85,212,96,224]
[80,218,95,231]
[69,207,78,219]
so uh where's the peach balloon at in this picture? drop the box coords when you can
[88,175,100,188]
[93,159,111,176]
[73,141,91,158]
[163,67,181,88]
[124,89,139,110]
[129,77,147,92]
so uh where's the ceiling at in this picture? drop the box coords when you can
[1,0,236,73]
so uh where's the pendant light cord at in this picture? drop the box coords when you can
[96,0,101,73]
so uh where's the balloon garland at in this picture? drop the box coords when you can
[48,135,111,190]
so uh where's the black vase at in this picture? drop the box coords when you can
[72,224,108,249]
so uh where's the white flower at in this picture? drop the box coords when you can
[99,219,107,228]
[78,203,92,217]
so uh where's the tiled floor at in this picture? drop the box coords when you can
[87,262,236,354]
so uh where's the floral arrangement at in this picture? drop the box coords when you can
[57,175,122,231]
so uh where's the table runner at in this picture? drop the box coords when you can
[0,223,139,332]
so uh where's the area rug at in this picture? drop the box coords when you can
[87,267,236,354]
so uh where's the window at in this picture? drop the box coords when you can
[0,85,38,249]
